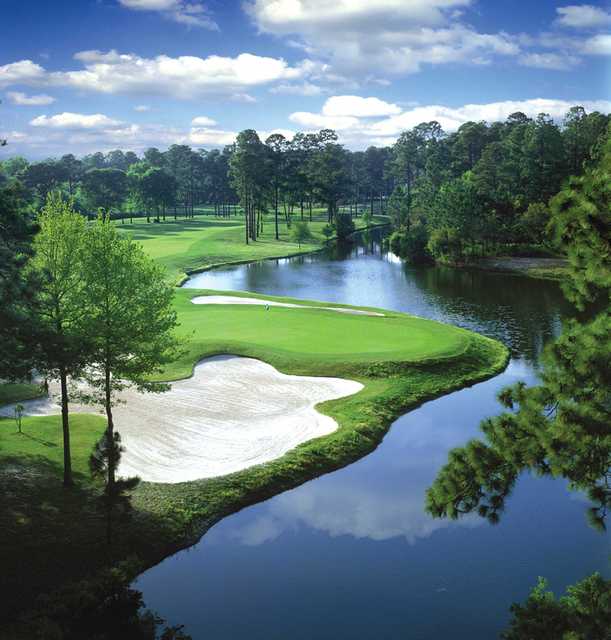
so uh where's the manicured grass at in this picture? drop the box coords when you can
[0,382,45,405]
[117,212,388,282]
[165,289,472,380]
[1,291,509,626]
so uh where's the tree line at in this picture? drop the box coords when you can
[2,105,606,258]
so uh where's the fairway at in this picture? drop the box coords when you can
[117,213,387,282]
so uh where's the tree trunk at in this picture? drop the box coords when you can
[59,366,73,487]
[275,187,279,240]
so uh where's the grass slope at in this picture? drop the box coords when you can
[118,212,388,283]
[1,291,509,625]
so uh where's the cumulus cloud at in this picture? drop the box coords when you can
[6,91,55,106]
[322,95,401,117]
[246,0,520,75]
[288,97,611,149]
[191,115,217,126]
[134,104,151,112]
[556,4,611,29]
[0,51,307,100]
[0,60,46,87]
[118,0,219,30]
[30,112,125,130]
[270,81,326,96]
[519,52,581,70]
[581,33,611,55]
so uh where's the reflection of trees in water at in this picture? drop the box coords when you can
[407,265,572,364]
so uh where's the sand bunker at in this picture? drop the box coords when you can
[0,356,362,483]
[191,295,385,316]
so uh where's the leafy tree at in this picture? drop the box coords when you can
[502,574,610,640]
[333,213,355,241]
[78,216,179,508]
[265,133,289,239]
[0,183,38,379]
[22,160,68,203]
[426,127,610,530]
[230,130,266,243]
[58,154,83,196]
[81,168,128,215]
[290,220,313,248]
[30,193,90,487]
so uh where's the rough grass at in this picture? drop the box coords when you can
[117,212,388,283]
[1,291,509,625]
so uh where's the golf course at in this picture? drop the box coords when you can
[1,216,509,622]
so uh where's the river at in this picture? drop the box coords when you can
[136,231,609,639]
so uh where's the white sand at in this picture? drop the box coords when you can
[191,295,385,316]
[0,356,363,483]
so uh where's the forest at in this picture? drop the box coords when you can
[2,105,608,261]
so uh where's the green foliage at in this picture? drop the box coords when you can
[81,168,128,213]
[426,136,611,529]
[389,223,430,264]
[549,125,611,310]
[10,562,192,640]
[502,574,611,640]
[0,182,38,379]
[290,220,313,247]
[333,213,355,241]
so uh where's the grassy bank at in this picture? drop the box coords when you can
[2,289,509,626]
[117,211,388,283]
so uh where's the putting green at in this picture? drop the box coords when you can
[164,289,473,380]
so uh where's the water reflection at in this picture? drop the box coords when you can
[139,234,608,640]
[185,231,570,364]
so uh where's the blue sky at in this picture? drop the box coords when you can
[1,0,610,157]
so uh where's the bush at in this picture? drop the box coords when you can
[389,223,431,264]
[427,226,463,262]
[334,213,355,241]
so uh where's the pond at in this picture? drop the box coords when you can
[137,231,609,639]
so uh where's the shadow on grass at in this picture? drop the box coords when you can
[0,454,179,627]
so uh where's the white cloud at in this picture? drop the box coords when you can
[188,127,236,146]
[0,51,308,100]
[556,4,611,29]
[118,0,219,30]
[134,104,151,112]
[288,97,611,149]
[270,81,325,96]
[519,52,580,70]
[581,33,611,55]
[6,91,55,106]
[191,115,217,126]
[30,112,125,130]
[289,111,361,130]
[322,95,401,117]
[246,0,520,75]
[0,60,47,87]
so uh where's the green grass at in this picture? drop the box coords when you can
[117,212,388,283]
[1,291,509,626]
[165,288,472,380]
[0,383,45,405]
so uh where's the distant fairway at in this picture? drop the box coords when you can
[118,212,387,282]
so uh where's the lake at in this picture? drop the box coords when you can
[137,231,609,639]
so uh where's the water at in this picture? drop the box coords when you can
[138,233,609,639]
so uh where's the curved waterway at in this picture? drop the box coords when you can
[137,231,609,639]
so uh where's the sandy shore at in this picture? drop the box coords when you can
[0,356,363,483]
[190,295,385,316]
